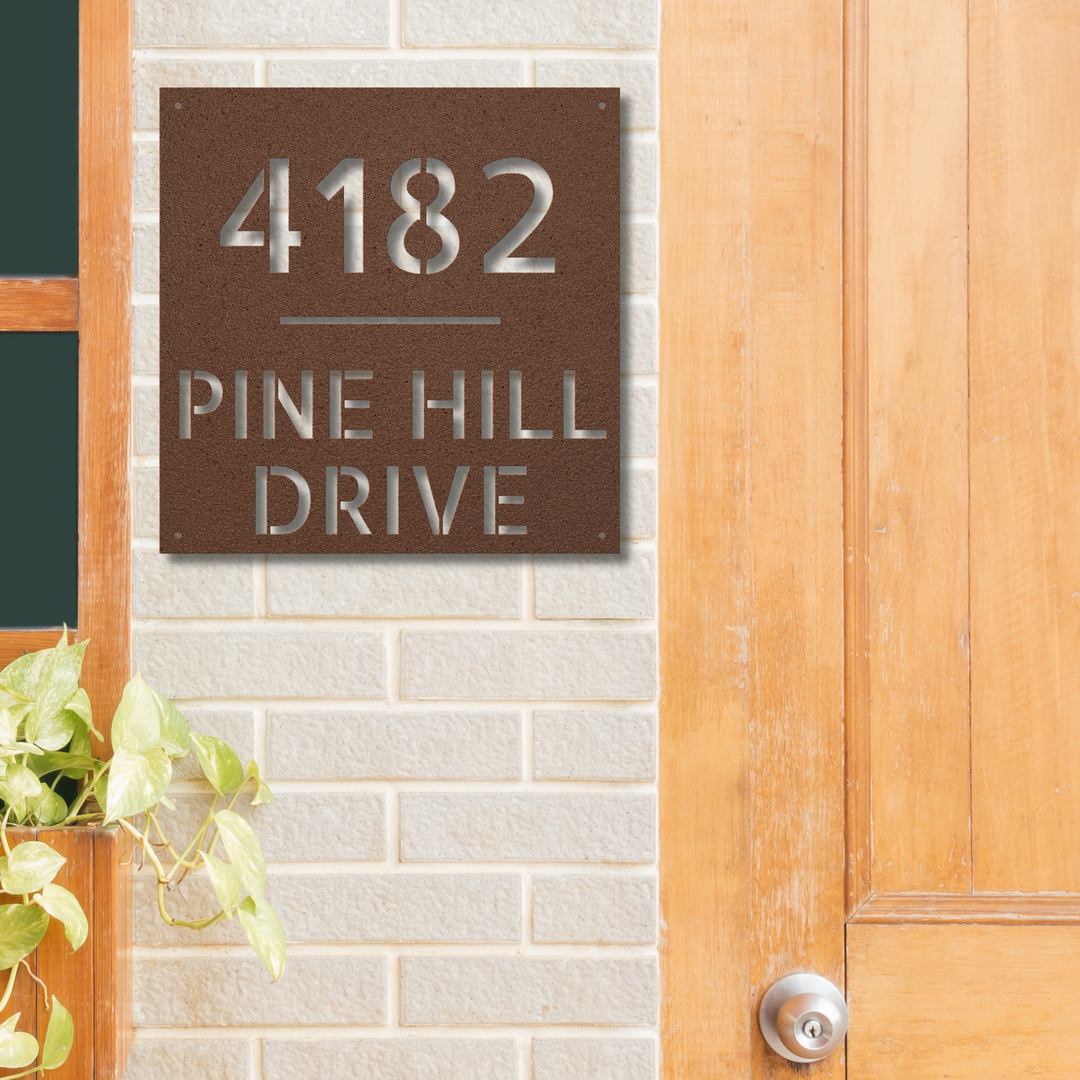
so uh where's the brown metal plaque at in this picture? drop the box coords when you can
[159,88,620,554]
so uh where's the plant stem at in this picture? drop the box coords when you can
[155,881,229,930]
[1,807,12,857]
[116,818,168,880]
[0,963,19,1014]
[61,760,110,825]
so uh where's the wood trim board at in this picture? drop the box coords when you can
[0,279,79,331]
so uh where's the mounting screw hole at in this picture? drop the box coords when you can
[174,102,181,109]
[598,102,606,109]
[599,531,606,538]
[174,532,182,538]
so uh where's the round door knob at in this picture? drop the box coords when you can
[758,973,848,1062]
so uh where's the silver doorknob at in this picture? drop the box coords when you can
[758,973,848,1062]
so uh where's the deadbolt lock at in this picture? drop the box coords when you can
[758,973,848,1062]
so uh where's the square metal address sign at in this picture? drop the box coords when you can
[158,88,620,554]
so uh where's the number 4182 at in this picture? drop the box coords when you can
[219,156,555,276]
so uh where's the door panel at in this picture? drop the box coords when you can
[848,925,1080,1078]
[969,0,1080,893]
[867,0,970,895]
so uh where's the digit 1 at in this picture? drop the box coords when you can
[317,159,364,273]
[268,158,301,273]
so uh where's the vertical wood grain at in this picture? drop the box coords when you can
[843,0,873,920]
[866,0,971,894]
[660,0,844,1075]
[94,828,132,1080]
[36,830,94,1080]
[746,0,845,1073]
[969,0,1080,892]
[78,0,131,747]
[660,0,753,1071]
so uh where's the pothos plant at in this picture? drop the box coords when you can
[0,633,285,1078]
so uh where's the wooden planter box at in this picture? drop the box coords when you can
[0,827,132,1080]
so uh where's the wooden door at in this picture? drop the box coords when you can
[660,0,1080,1075]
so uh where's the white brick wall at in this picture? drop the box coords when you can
[128,0,659,1073]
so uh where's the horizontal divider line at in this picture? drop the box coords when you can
[280,316,500,325]
[850,892,1080,925]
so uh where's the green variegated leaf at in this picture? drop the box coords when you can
[0,904,50,968]
[27,706,78,753]
[238,895,287,982]
[103,747,171,823]
[0,782,26,822]
[0,704,30,749]
[1,638,87,752]
[150,688,190,758]
[34,884,88,951]
[246,760,274,806]
[63,686,102,740]
[2,841,66,894]
[40,997,73,1070]
[200,849,241,916]
[213,809,265,899]
[0,1013,39,1069]
[29,752,97,779]
[191,734,244,795]
[30,785,68,827]
[109,672,161,753]
[6,763,42,798]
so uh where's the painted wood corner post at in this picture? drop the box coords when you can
[660,0,845,1074]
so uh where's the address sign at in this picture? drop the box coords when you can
[158,88,620,554]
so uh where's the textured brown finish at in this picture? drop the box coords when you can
[659,0,844,1076]
[852,893,1080,925]
[970,1,1080,893]
[159,88,620,554]
[0,279,79,331]
[78,0,132,749]
[847,925,1080,1077]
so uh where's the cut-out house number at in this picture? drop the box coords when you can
[159,88,620,554]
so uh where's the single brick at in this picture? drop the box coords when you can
[401,631,656,701]
[623,381,658,458]
[269,59,523,88]
[536,61,658,129]
[134,221,158,294]
[533,875,657,943]
[134,141,159,212]
[621,299,658,375]
[621,466,657,540]
[534,548,655,620]
[135,1,386,49]
[401,958,657,1025]
[133,59,256,129]
[174,710,255,780]
[533,1039,656,1080]
[133,384,158,456]
[266,556,521,618]
[622,222,657,294]
[400,793,655,862]
[133,467,159,537]
[402,0,657,48]
[132,630,386,699]
[264,1039,517,1080]
[134,956,386,1027]
[132,551,255,618]
[137,873,520,945]
[132,302,159,375]
[534,710,656,781]
[156,792,386,863]
[267,711,521,780]
[622,140,657,213]
[123,1038,250,1080]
